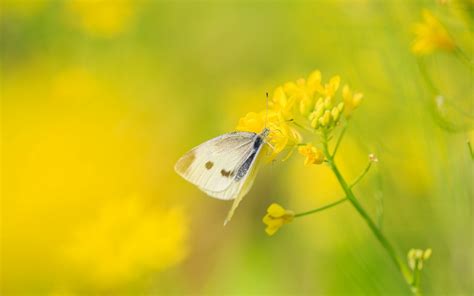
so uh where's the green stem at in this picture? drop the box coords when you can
[454,46,473,69]
[291,120,314,133]
[412,263,420,288]
[350,161,373,188]
[331,125,347,158]
[468,141,474,160]
[321,130,415,294]
[294,197,347,218]
[411,262,422,295]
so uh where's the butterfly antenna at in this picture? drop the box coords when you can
[265,92,269,130]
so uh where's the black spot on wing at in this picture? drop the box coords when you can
[205,161,214,170]
[220,169,233,177]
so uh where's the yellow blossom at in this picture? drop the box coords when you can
[238,70,361,160]
[283,70,322,99]
[271,86,295,120]
[236,110,301,158]
[262,203,294,236]
[342,84,363,118]
[271,70,323,118]
[331,106,340,121]
[412,10,455,55]
[320,75,341,98]
[408,248,433,271]
[368,153,379,163]
[319,110,332,127]
[298,144,324,165]
[423,248,432,260]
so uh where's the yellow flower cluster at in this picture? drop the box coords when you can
[298,144,324,166]
[262,203,294,236]
[272,70,362,131]
[407,248,432,271]
[237,71,364,234]
[412,10,455,55]
[236,110,301,158]
[342,85,363,119]
[237,70,363,158]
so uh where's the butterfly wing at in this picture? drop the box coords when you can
[222,144,266,225]
[174,131,256,199]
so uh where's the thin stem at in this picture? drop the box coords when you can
[320,130,414,294]
[350,162,373,188]
[417,59,471,132]
[412,264,420,287]
[294,197,347,218]
[375,190,384,229]
[411,263,422,295]
[291,120,314,133]
[454,46,473,69]
[417,59,439,94]
[468,141,474,160]
[331,124,347,158]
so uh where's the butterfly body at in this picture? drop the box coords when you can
[175,128,270,224]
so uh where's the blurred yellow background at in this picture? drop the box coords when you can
[1,0,472,295]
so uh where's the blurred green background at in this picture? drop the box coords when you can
[1,0,473,295]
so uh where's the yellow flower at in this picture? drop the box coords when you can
[342,84,363,118]
[236,111,264,134]
[368,153,379,163]
[271,70,323,118]
[236,110,301,158]
[319,75,341,98]
[298,144,324,165]
[271,86,295,120]
[284,70,322,98]
[238,71,361,160]
[319,110,332,127]
[412,10,455,55]
[262,203,294,236]
[407,248,432,271]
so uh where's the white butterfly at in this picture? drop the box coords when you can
[174,128,270,225]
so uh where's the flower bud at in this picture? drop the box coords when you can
[299,97,313,116]
[337,102,344,112]
[369,153,379,163]
[324,96,332,109]
[423,248,432,260]
[320,110,331,126]
[315,97,324,110]
[263,203,294,236]
[353,93,363,107]
[331,107,340,122]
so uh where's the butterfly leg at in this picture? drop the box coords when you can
[264,141,275,156]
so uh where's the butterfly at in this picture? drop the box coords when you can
[174,128,270,225]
